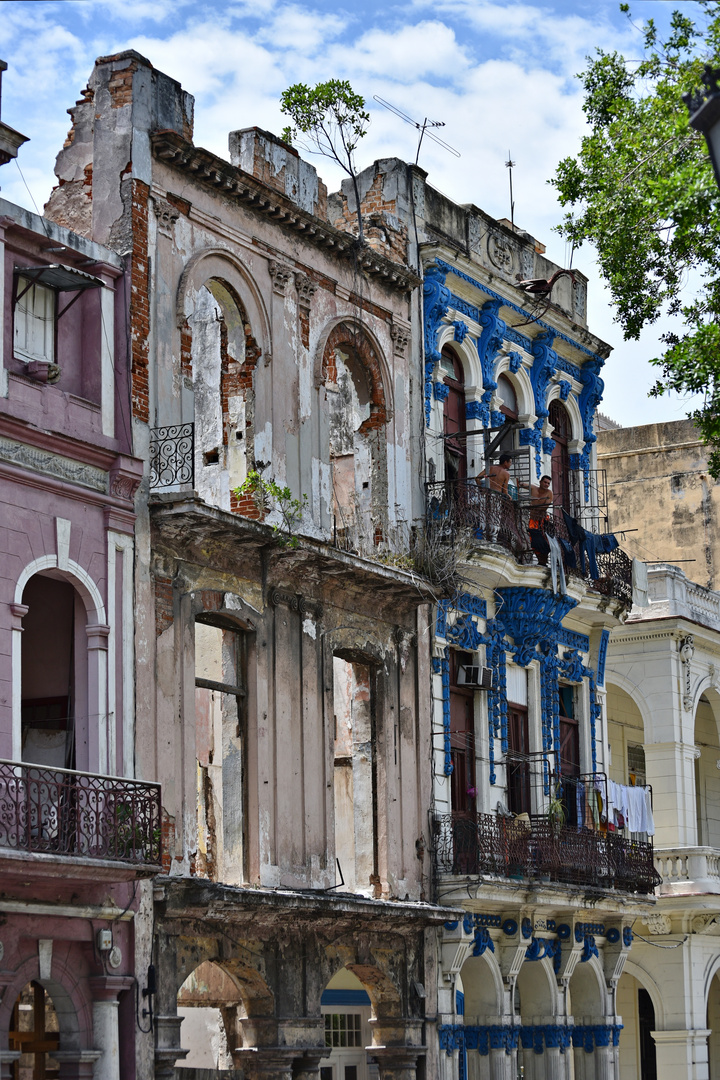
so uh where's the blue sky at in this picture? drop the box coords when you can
[0,0,707,427]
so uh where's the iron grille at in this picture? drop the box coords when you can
[149,423,194,490]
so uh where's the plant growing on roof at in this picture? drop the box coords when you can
[280,80,370,244]
[235,470,308,549]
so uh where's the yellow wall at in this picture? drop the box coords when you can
[597,419,720,590]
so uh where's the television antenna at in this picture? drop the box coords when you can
[505,150,515,230]
[373,96,460,165]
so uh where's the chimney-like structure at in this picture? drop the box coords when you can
[0,60,29,166]
[44,50,193,246]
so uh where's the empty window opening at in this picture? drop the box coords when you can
[333,656,377,895]
[21,574,85,771]
[194,616,248,884]
[328,347,373,533]
[192,279,253,510]
[449,651,475,814]
[9,981,60,1078]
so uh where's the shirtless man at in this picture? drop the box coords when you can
[476,454,512,495]
[528,474,553,526]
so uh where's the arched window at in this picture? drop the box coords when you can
[496,373,518,456]
[441,346,467,482]
[191,279,259,511]
[548,399,571,514]
[21,574,85,771]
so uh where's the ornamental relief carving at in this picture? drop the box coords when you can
[0,436,107,493]
[487,233,515,274]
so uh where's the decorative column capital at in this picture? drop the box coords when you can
[269,261,293,295]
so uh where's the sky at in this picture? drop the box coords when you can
[0,0,709,428]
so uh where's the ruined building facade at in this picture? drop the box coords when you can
[4,42,713,1080]
[42,51,446,1080]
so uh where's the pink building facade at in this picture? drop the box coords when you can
[0,75,153,1080]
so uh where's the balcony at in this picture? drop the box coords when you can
[426,479,632,606]
[432,811,660,895]
[0,760,161,875]
[654,846,720,896]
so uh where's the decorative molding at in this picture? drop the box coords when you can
[597,628,610,686]
[494,587,577,668]
[269,260,293,295]
[269,589,323,619]
[0,436,108,493]
[423,265,451,426]
[487,232,515,274]
[434,258,604,363]
[557,379,572,401]
[294,271,317,308]
[390,321,410,357]
[434,382,450,402]
[439,1024,622,1057]
[453,319,469,343]
[152,196,180,237]
[644,914,672,935]
[680,635,695,711]
[507,350,523,374]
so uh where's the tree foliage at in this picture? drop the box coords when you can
[552,3,720,474]
[280,79,370,242]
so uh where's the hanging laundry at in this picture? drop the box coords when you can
[547,534,568,596]
[632,558,649,607]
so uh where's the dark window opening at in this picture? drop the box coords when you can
[507,703,531,815]
[442,347,467,483]
[549,399,571,515]
[449,651,475,814]
[638,988,657,1080]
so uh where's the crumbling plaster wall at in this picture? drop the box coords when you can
[150,550,432,899]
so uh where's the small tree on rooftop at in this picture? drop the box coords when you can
[280,79,370,244]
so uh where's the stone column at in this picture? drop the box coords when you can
[370,1046,421,1080]
[233,1047,297,1080]
[652,1029,711,1080]
[88,976,134,1080]
[0,1052,20,1080]
[53,1050,102,1079]
[154,1014,188,1080]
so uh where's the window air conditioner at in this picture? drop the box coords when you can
[457,664,493,690]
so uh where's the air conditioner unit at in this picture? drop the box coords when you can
[457,664,493,690]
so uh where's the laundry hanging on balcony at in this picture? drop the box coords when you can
[561,511,619,580]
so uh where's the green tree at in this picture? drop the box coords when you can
[280,80,370,243]
[552,4,720,474]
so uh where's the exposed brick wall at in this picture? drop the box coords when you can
[180,322,193,379]
[108,61,138,109]
[299,308,310,350]
[130,179,151,422]
[332,170,408,262]
[155,573,173,636]
[322,322,387,430]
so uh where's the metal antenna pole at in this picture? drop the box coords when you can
[505,150,515,230]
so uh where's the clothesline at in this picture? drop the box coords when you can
[575,778,655,836]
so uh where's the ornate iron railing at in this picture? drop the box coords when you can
[149,423,194,490]
[426,480,633,605]
[0,760,161,867]
[432,812,660,894]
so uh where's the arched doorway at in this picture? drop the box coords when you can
[616,969,658,1080]
[320,968,373,1080]
[440,347,467,483]
[548,399,571,515]
[20,574,86,772]
[176,960,241,1072]
[695,694,720,847]
[515,960,557,1074]
[448,650,476,817]
[708,968,720,1078]
[9,981,60,1079]
[496,373,518,457]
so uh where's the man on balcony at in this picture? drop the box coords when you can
[476,454,512,495]
[523,474,553,566]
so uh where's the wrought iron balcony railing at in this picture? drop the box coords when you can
[425,479,633,606]
[432,811,660,895]
[0,760,161,867]
[150,423,194,490]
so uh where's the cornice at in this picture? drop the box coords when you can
[151,131,421,294]
[0,412,129,474]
